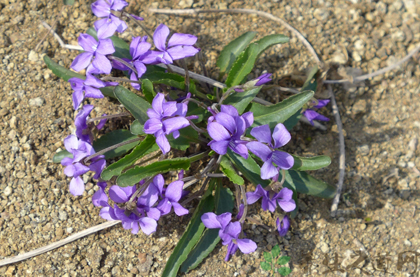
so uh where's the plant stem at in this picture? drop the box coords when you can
[84,137,142,163]
[188,150,210,163]
[87,112,131,123]
[100,76,142,84]
[108,56,138,74]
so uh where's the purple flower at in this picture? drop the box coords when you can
[246,185,296,213]
[144,93,190,154]
[255,73,272,86]
[276,215,290,237]
[234,73,272,92]
[75,105,94,142]
[201,212,257,261]
[303,99,330,125]
[156,179,189,216]
[246,123,294,180]
[71,34,115,73]
[147,24,200,64]
[113,205,158,235]
[68,75,107,110]
[92,182,108,207]
[91,0,128,39]
[207,105,253,159]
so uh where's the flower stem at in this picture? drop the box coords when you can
[182,98,208,110]
[87,112,131,123]
[100,76,142,84]
[188,150,210,163]
[108,56,138,74]
[206,173,226,178]
[123,12,154,38]
[84,137,142,163]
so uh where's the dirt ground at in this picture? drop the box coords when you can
[1,0,420,276]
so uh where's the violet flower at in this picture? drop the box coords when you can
[71,34,115,74]
[276,215,290,237]
[68,75,107,110]
[91,0,128,39]
[303,99,330,125]
[207,105,253,159]
[201,212,257,261]
[246,123,294,180]
[144,93,190,154]
[246,185,296,213]
[75,105,107,143]
[234,73,272,92]
[147,24,200,64]
[156,179,189,216]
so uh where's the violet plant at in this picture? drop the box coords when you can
[47,1,335,275]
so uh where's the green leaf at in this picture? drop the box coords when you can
[93,130,140,159]
[186,102,207,123]
[283,110,302,131]
[167,126,200,151]
[219,156,244,185]
[253,34,289,57]
[264,251,273,263]
[130,120,145,135]
[260,261,272,271]
[291,155,331,171]
[117,158,190,187]
[141,79,156,104]
[63,0,75,5]
[141,71,201,97]
[43,55,115,98]
[251,91,314,129]
[284,170,336,198]
[100,135,158,181]
[114,86,151,124]
[162,184,216,277]
[226,148,270,187]
[271,245,281,259]
[277,256,291,266]
[225,43,259,87]
[180,181,234,273]
[217,31,257,76]
[278,267,292,276]
[53,150,72,163]
[86,27,131,60]
[290,188,299,219]
[223,86,261,114]
[301,66,318,92]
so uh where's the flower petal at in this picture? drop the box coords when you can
[277,215,290,236]
[250,125,272,144]
[165,180,184,202]
[313,99,330,109]
[133,60,147,78]
[91,0,111,17]
[156,131,170,154]
[220,105,238,117]
[208,122,231,141]
[72,90,85,110]
[171,202,189,216]
[209,140,229,155]
[152,93,165,115]
[139,217,157,235]
[78,34,98,52]
[271,151,294,170]
[237,238,257,254]
[144,118,162,134]
[71,52,93,72]
[224,221,241,238]
[162,117,190,135]
[260,160,279,180]
[229,141,249,159]
[109,185,130,203]
[167,45,199,60]
[99,206,116,221]
[69,176,85,196]
[215,112,236,134]
[153,24,169,51]
[246,141,271,161]
[241,111,254,128]
[272,123,291,148]
[84,86,104,99]
[96,38,115,55]
[246,184,266,205]
[216,212,232,229]
[168,33,197,47]
[201,212,222,229]
[92,54,112,74]
[92,187,108,207]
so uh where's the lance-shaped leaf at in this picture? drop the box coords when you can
[53,150,72,163]
[301,65,319,92]
[130,120,145,135]
[93,129,140,159]
[162,181,216,277]
[253,34,289,56]
[283,170,336,198]
[117,158,190,187]
[290,188,299,219]
[114,85,151,124]
[43,56,115,98]
[283,110,302,131]
[217,31,257,76]
[167,126,200,151]
[223,86,261,114]
[181,183,234,273]
[186,102,208,123]
[227,148,270,187]
[63,0,75,5]
[141,79,156,104]
[225,43,259,87]
[291,155,331,171]
[100,135,158,180]
[86,27,131,60]
[219,156,244,185]
[251,91,314,129]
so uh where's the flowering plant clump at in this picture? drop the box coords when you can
[47,1,335,275]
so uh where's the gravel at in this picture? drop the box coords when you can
[0,0,419,276]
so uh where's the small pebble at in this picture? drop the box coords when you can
[4,186,12,196]
[29,97,45,107]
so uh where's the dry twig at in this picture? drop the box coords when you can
[0,221,120,267]
[328,85,345,217]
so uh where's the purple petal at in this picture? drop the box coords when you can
[95,18,118,40]
[97,114,107,130]
[146,207,161,221]
[220,105,238,117]
[131,39,151,60]
[229,141,249,159]
[250,125,272,144]
[64,162,89,177]
[201,212,222,229]
[172,130,180,139]
[69,176,85,196]
[241,111,254,128]
[78,34,98,52]
[72,90,85,110]
[92,188,108,207]
[109,185,130,203]
[246,184,266,205]
[313,99,330,109]
[168,33,197,47]
[71,52,93,72]
[153,24,169,51]
[156,131,170,154]
[139,217,157,235]
[115,18,128,34]
[69,77,85,91]
[92,54,112,74]
[208,140,229,155]
[61,157,74,166]
[152,174,165,194]
[96,38,115,55]
[262,197,277,213]
[99,206,116,221]
[162,101,178,117]
[215,112,236,134]
[130,14,144,21]
[224,221,241,238]
[234,116,246,138]
[162,117,189,135]
[91,0,111,17]
[216,212,232,229]
[165,180,184,202]
[63,135,78,152]
[75,105,93,136]
[272,123,291,148]
[271,151,294,170]
[236,204,245,220]
[110,0,128,11]
[224,242,238,261]
[171,202,189,216]
[84,86,104,99]
[277,199,296,213]
[152,93,165,115]
[167,45,199,60]
[255,73,272,86]
[157,198,172,215]
[144,118,163,134]
[137,184,159,207]
[208,122,231,141]
[246,141,271,161]
[275,187,294,201]
[277,215,290,237]
[84,74,106,88]
[133,60,147,78]
[261,160,279,180]
[236,238,257,254]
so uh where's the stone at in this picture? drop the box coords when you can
[314,8,329,21]
[4,186,12,196]
[29,97,45,107]
[28,50,38,62]
[178,0,193,8]
[59,211,68,221]
[319,242,330,253]
[9,116,18,129]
